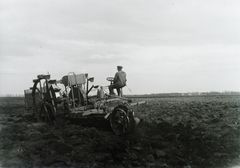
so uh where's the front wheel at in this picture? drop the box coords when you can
[32,77,57,124]
[110,105,135,135]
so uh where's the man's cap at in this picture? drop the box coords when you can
[117,65,123,68]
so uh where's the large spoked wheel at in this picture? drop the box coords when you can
[32,77,57,124]
[110,105,130,135]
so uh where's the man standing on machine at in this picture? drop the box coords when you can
[109,66,127,96]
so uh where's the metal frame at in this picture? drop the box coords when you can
[29,72,145,135]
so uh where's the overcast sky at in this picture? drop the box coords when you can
[0,0,240,95]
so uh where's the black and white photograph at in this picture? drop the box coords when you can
[0,0,240,167]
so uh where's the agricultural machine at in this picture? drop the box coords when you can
[26,72,145,135]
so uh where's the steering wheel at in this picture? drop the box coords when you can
[106,77,114,84]
[106,77,114,82]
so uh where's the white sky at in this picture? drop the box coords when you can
[0,0,240,95]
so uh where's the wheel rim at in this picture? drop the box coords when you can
[32,78,56,123]
[110,107,130,135]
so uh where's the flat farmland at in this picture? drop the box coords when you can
[0,96,239,167]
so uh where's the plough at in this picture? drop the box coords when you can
[25,72,145,135]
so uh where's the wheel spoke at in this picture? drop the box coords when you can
[36,87,43,94]
[35,102,42,109]
[110,107,130,135]
[35,97,43,102]
[32,77,56,123]
[114,123,121,128]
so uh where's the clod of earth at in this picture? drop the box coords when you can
[0,96,240,167]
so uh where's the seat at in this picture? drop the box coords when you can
[117,87,124,97]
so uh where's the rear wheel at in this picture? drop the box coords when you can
[110,105,130,135]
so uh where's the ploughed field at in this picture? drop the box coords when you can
[0,96,239,167]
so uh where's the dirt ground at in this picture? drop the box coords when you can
[0,96,239,167]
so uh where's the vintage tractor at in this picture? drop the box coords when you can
[29,72,145,135]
